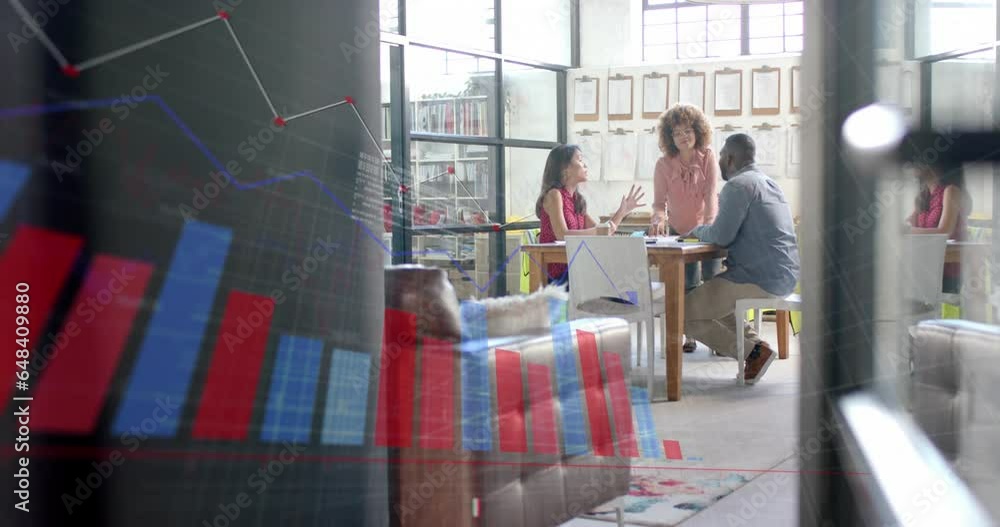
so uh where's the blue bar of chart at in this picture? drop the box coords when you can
[112,221,233,436]
[552,320,589,456]
[630,387,663,459]
[260,335,324,443]
[460,301,492,451]
[0,160,29,218]
[321,349,371,446]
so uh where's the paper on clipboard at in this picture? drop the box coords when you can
[643,76,668,115]
[752,70,779,110]
[637,131,660,180]
[713,128,740,154]
[608,77,632,117]
[679,75,704,109]
[575,131,603,180]
[749,127,782,167]
[715,73,741,112]
[603,133,637,181]
[574,78,598,115]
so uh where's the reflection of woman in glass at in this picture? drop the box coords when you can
[536,144,645,285]
[907,160,972,293]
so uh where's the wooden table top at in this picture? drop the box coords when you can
[522,238,726,256]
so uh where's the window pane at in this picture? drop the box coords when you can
[678,40,707,59]
[644,8,676,25]
[502,0,571,65]
[785,35,804,53]
[677,21,706,46]
[749,4,782,17]
[707,18,741,41]
[708,39,741,58]
[503,64,558,142]
[676,5,706,23]
[784,1,803,15]
[750,15,783,38]
[785,14,804,36]
[407,47,496,137]
[928,6,996,56]
[380,0,399,33]
[645,44,677,62]
[406,0,495,52]
[411,142,495,226]
[749,37,784,55]
[505,147,550,223]
[646,25,678,45]
[707,4,740,20]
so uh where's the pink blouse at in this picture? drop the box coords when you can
[914,184,968,278]
[652,148,720,235]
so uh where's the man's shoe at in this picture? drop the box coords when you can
[744,342,775,385]
[683,337,697,353]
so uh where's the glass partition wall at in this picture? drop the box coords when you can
[380,0,572,298]
[804,0,1000,524]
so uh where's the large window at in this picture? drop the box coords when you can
[380,0,570,296]
[914,0,996,57]
[642,0,804,62]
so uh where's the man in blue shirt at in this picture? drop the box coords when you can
[684,133,800,384]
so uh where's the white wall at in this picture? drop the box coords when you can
[566,55,804,220]
[579,0,640,68]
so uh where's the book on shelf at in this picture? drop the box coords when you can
[414,97,488,136]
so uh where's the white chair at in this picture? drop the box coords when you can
[735,294,803,385]
[564,236,665,397]
[900,234,952,319]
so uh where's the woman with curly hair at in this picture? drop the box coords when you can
[649,104,722,352]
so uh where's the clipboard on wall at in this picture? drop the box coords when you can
[714,67,742,117]
[574,76,600,121]
[790,66,801,113]
[751,66,781,116]
[608,74,634,121]
[642,72,669,118]
[677,70,706,111]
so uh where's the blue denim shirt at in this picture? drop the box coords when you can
[689,164,800,296]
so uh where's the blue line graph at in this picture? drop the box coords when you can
[0,97,628,295]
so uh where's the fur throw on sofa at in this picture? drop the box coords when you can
[464,285,569,338]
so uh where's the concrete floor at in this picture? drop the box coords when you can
[562,317,801,526]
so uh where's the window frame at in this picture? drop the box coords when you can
[641,0,804,62]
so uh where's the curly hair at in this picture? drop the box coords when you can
[657,104,712,157]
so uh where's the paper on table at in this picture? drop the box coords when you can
[715,73,741,112]
[637,131,660,180]
[752,70,779,110]
[603,133,637,181]
[749,128,783,167]
[575,132,603,180]
[643,76,668,115]
[608,77,633,117]
[679,75,705,109]
[574,78,598,115]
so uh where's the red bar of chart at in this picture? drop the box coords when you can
[418,337,455,450]
[603,352,638,458]
[495,349,527,453]
[1,225,84,402]
[192,291,275,440]
[664,440,683,460]
[32,256,154,434]
[374,309,417,448]
[577,330,613,457]
[527,363,559,455]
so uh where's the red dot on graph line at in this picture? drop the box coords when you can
[492,224,501,232]
[217,11,230,20]
[61,65,80,78]
[273,116,286,127]
[345,96,355,104]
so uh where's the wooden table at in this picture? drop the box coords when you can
[945,241,993,321]
[522,240,726,402]
[944,240,991,264]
